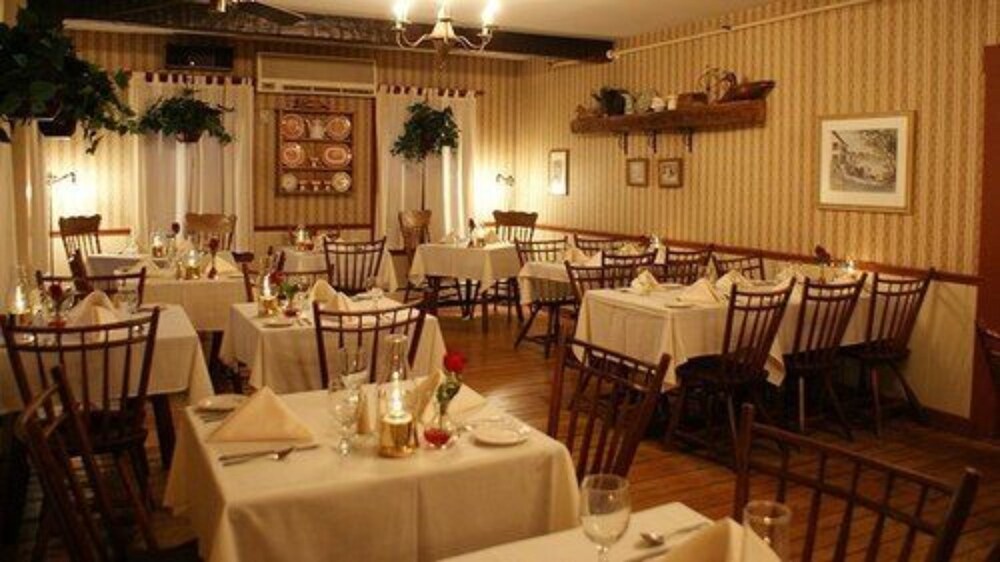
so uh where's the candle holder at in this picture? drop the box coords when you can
[258,295,279,317]
[378,412,418,458]
[377,334,418,458]
[183,250,202,280]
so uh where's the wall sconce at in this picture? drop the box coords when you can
[495,173,515,188]
[45,171,76,187]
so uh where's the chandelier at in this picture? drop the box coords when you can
[392,0,499,60]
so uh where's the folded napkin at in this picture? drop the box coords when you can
[585,252,603,267]
[413,370,443,422]
[774,264,807,285]
[617,242,642,256]
[715,270,750,296]
[420,383,486,425]
[121,257,170,278]
[661,519,779,562]
[631,270,660,295]
[357,388,375,435]
[440,231,460,244]
[308,280,352,312]
[483,229,501,244]
[206,255,239,275]
[208,387,313,443]
[676,278,723,305]
[562,247,589,265]
[66,291,124,327]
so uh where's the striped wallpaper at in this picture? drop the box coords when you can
[514,0,1000,276]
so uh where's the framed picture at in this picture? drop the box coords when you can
[818,112,915,213]
[548,149,569,196]
[626,158,649,187]
[657,158,684,188]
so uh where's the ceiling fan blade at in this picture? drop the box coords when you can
[234,1,305,26]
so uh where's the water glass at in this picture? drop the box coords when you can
[743,500,791,561]
[580,474,631,562]
[328,387,360,456]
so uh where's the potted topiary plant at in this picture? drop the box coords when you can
[391,101,460,209]
[138,88,234,144]
[0,8,134,153]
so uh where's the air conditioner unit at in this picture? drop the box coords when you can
[256,53,377,97]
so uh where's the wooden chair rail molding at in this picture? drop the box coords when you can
[532,224,981,286]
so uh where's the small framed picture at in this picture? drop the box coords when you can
[657,158,684,188]
[817,112,915,213]
[626,158,649,187]
[548,149,569,196]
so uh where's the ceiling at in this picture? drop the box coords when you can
[266,0,775,39]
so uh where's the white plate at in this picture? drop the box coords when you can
[472,421,530,446]
[264,318,295,328]
[196,394,246,412]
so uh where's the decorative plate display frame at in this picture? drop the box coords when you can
[276,98,355,197]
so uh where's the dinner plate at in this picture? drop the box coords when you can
[280,143,305,167]
[332,172,352,193]
[322,144,353,168]
[280,114,306,140]
[196,394,246,412]
[325,115,352,140]
[472,420,530,446]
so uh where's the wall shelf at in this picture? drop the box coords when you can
[570,100,767,152]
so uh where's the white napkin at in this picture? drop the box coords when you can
[660,519,779,562]
[206,255,239,276]
[413,370,443,421]
[208,387,313,443]
[483,229,500,244]
[585,252,603,267]
[562,247,589,265]
[618,242,642,256]
[66,291,124,326]
[120,257,170,279]
[631,270,660,295]
[715,270,750,296]
[357,389,375,435]
[676,278,722,305]
[440,231,459,244]
[420,384,486,424]
[308,280,352,312]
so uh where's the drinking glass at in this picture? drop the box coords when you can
[336,347,369,391]
[743,500,791,561]
[117,279,139,315]
[580,474,631,562]
[328,385,360,456]
[364,276,384,310]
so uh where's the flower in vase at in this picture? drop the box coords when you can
[208,237,220,254]
[170,222,181,236]
[443,350,467,374]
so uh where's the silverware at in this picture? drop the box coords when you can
[218,444,318,464]
[628,522,710,560]
[221,447,296,466]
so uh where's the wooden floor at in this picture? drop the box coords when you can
[5,309,1000,561]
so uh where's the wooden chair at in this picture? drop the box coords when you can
[735,404,979,562]
[399,210,432,303]
[977,323,1000,391]
[573,235,628,256]
[493,210,538,243]
[602,249,657,281]
[653,246,714,285]
[548,338,670,480]
[843,270,934,436]
[564,262,633,308]
[16,366,199,562]
[664,281,796,460]
[184,212,237,251]
[322,238,386,296]
[2,310,162,556]
[313,300,426,388]
[713,251,767,280]
[36,266,147,308]
[784,276,867,439]
[58,215,102,259]
[515,239,575,358]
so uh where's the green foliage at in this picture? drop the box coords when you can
[137,88,234,144]
[391,102,460,163]
[0,8,135,153]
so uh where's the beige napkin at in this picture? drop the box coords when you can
[66,291,124,327]
[631,270,660,295]
[676,278,722,305]
[585,251,603,267]
[660,519,779,562]
[562,247,589,265]
[715,270,750,296]
[618,242,642,256]
[420,384,486,424]
[208,387,313,443]
[413,370,443,421]
[308,280,352,311]
[121,257,170,278]
[357,387,375,435]
[206,255,239,275]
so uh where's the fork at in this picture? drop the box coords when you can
[221,447,295,466]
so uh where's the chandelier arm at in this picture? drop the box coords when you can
[454,34,490,51]
[395,28,432,49]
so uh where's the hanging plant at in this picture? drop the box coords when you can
[0,8,134,153]
[138,88,234,144]
[391,102,460,163]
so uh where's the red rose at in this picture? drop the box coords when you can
[443,351,466,374]
[170,222,181,235]
[208,238,220,252]
[48,283,64,303]
[268,271,284,287]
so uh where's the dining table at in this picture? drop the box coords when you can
[219,297,448,393]
[86,252,168,276]
[143,274,247,332]
[164,389,580,562]
[443,502,711,562]
[280,245,400,293]
[574,283,871,387]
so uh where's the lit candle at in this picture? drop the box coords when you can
[393,1,409,24]
[183,249,202,280]
[151,233,166,258]
[481,0,498,27]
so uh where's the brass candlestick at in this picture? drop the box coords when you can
[378,413,418,458]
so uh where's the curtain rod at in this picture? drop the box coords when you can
[550,0,876,69]
[379,84,483,97]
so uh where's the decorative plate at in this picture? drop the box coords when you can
[325,115,352,140]
[280,143,305,167]
[280,173,298,192]
[322,144,353,168]
[280,114,306,139]
[332,172,352,193]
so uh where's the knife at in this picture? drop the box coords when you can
[217,444,319,462]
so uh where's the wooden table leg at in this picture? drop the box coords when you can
[428,277,442,316]
[0,414,29,545]
[151,395,176,471]
[476,281,489,333]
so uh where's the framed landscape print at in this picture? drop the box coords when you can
[817,112,914,213]
[657,158,684,188]
[549,149,569,196]
[626,158,649,187]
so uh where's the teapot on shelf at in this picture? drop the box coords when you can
[307,118,326,140]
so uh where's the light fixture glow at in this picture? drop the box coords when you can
[393,0,499,63]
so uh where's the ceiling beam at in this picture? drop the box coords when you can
[32,0,614,61]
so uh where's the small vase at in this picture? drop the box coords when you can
[423,402,456,449]
[207,252,218,280]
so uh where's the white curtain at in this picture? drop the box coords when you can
[131,75,255,250]
[376,86,478,247]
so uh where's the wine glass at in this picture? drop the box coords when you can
[336,347,369,391]
[580,474,631,562]
[327,385,360,456]
[743,500,791,561]
[364,276,384,310]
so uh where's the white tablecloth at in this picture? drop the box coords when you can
[0,305,214,414]
[145,276,246,332]
[409,243,521,287]
[281,246,399,293]
[86,253,155,276]
[164,390,580,562]
[219,300,448,393]
[575,287,870,387]
[518,261,572,304]
[444,502,710,562]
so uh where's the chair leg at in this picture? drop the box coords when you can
[797,377,807,434]
[514,305,540,349]
[30,500,52,562]
[887,362,929,425]
[513,280,524,323]
[663,385,688,448]
[548,304,562,359]
[869,367,883,437]
[1,417,29,545]
[823,372,854,441]
[114,453,159,551]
